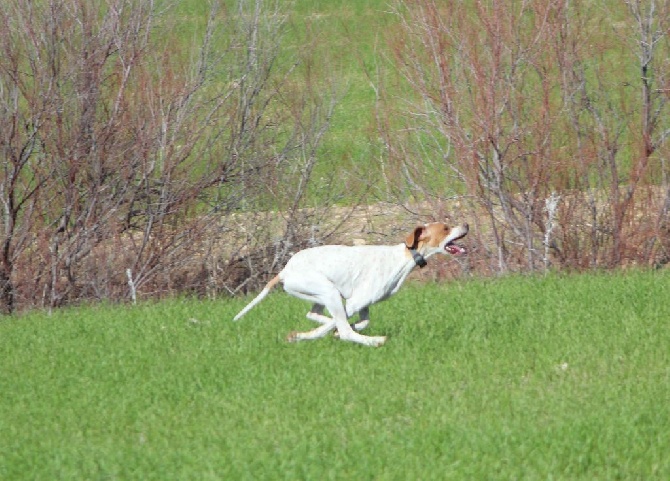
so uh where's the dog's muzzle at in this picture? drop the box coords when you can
[445,223,468,255]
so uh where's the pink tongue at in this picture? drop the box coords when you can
[446,244,466,255]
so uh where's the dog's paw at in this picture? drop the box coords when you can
[369,335,387,347]
[286,331,300,343]
[353,319,370,331]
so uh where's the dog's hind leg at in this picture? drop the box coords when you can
[284,274,340,342]
[329,301,384,347]
[334,319,385,347]
[289,302,338,342]
[284,275,385,347]
[287,320,337,342]
[311,305,369,332]
[332,306,370,339]
[306,304,331,324]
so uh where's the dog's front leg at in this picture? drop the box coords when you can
[311,304,369,332]
[352,307,370,331]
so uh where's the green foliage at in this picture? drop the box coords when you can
[1,270,669,479]
[287,0,396,196]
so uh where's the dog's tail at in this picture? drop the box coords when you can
[233,275,281,321]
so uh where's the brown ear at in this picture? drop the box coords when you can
[405,226,424,250]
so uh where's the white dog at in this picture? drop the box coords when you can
[233,222,468,347]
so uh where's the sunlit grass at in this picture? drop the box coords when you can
[1,270,669,479]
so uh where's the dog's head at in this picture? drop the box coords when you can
[405,222,469,259]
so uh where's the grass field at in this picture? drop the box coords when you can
[1,270,669,480]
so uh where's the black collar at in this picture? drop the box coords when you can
[409,248,427,268]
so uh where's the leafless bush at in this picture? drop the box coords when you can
[0,0,344,313]
[378,0,670,274]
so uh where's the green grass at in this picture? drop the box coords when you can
[1,269,669,479]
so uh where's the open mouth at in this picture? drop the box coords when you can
[445,242,467,255]
[444,225,468,255]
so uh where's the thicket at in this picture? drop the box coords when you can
[1,0,669,313]
[379,0,670,275]
[0,0,347,313]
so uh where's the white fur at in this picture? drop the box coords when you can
[233,223,468,347]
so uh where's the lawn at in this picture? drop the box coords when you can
[1,270,669,480]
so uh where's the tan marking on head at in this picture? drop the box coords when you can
[421,222,453,248]
[404,222,469,255]
[405,226,425,250]
[405,223,451,248]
